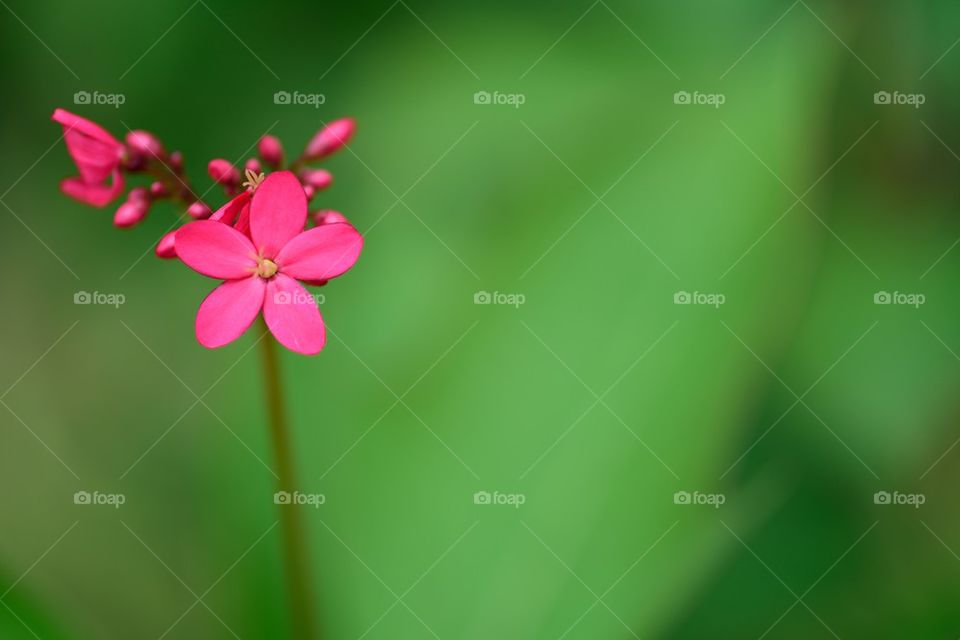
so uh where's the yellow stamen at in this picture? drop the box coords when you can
[243,169,266,192]
[257,258,278,278]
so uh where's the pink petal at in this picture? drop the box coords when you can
[175,220,257,279]
[275,223,363,282]
[60,168,125,207]
[250,171,306,258]
[196,277,265,349]
[52,109,122,147]
[263,274,326,355]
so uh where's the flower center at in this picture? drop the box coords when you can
[243,169,265,192]
[256,258,278,278]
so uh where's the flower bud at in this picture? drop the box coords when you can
[245,158,262,175]
[155,230,177,259]
[125,130,165,158]
[114,192,150,228]
[207,159,239,186]
[149,181,167,198]
[313,209,348,225]
[303,184,316,201]
[258,135,284,168]
[169,151,184,172]
[303,118,355,160]
[187,201,212,219]
[300,169,333,190]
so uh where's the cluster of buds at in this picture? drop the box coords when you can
[51,108,357,262]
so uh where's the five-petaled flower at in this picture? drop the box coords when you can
[175,171,363,355]
[52,108,125,207]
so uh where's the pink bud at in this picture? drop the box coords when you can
[169,151,184,172]
[149,181,167,198]
[313,209,348,225]
[300,169,333,190]
[125,130,165,158]
[187,201,212,219]
[207,159,239,186]
[155,230,177,259]
[303,184,316,201]
[258,135,284,168]
[245,158,262,175]
[128,186,150,202]
[114,197,150,228]
[303,118,355,160]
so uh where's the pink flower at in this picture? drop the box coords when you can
[175,171,363,354]
[52,108,126,207]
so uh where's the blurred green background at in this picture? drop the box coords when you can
[2,0,960,637]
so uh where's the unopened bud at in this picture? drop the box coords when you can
[169,151,184,172]
[155,230,177,259]
[300,169,333,190]
[207,159,239,186]
[245,158,262,175]
[303,118,355,160]
[149,181,167,198]
[114,196,150,228]
[313,209,348,225]
[187,201,212,219]
[258,135,284,168]
[125,130,165,158]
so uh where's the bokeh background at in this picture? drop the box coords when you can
[2,0,960,637]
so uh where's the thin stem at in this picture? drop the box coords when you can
[258,319,319,640]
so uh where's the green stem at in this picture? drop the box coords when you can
[258,320,319,640]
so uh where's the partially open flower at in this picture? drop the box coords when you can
[52,108,125,207]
